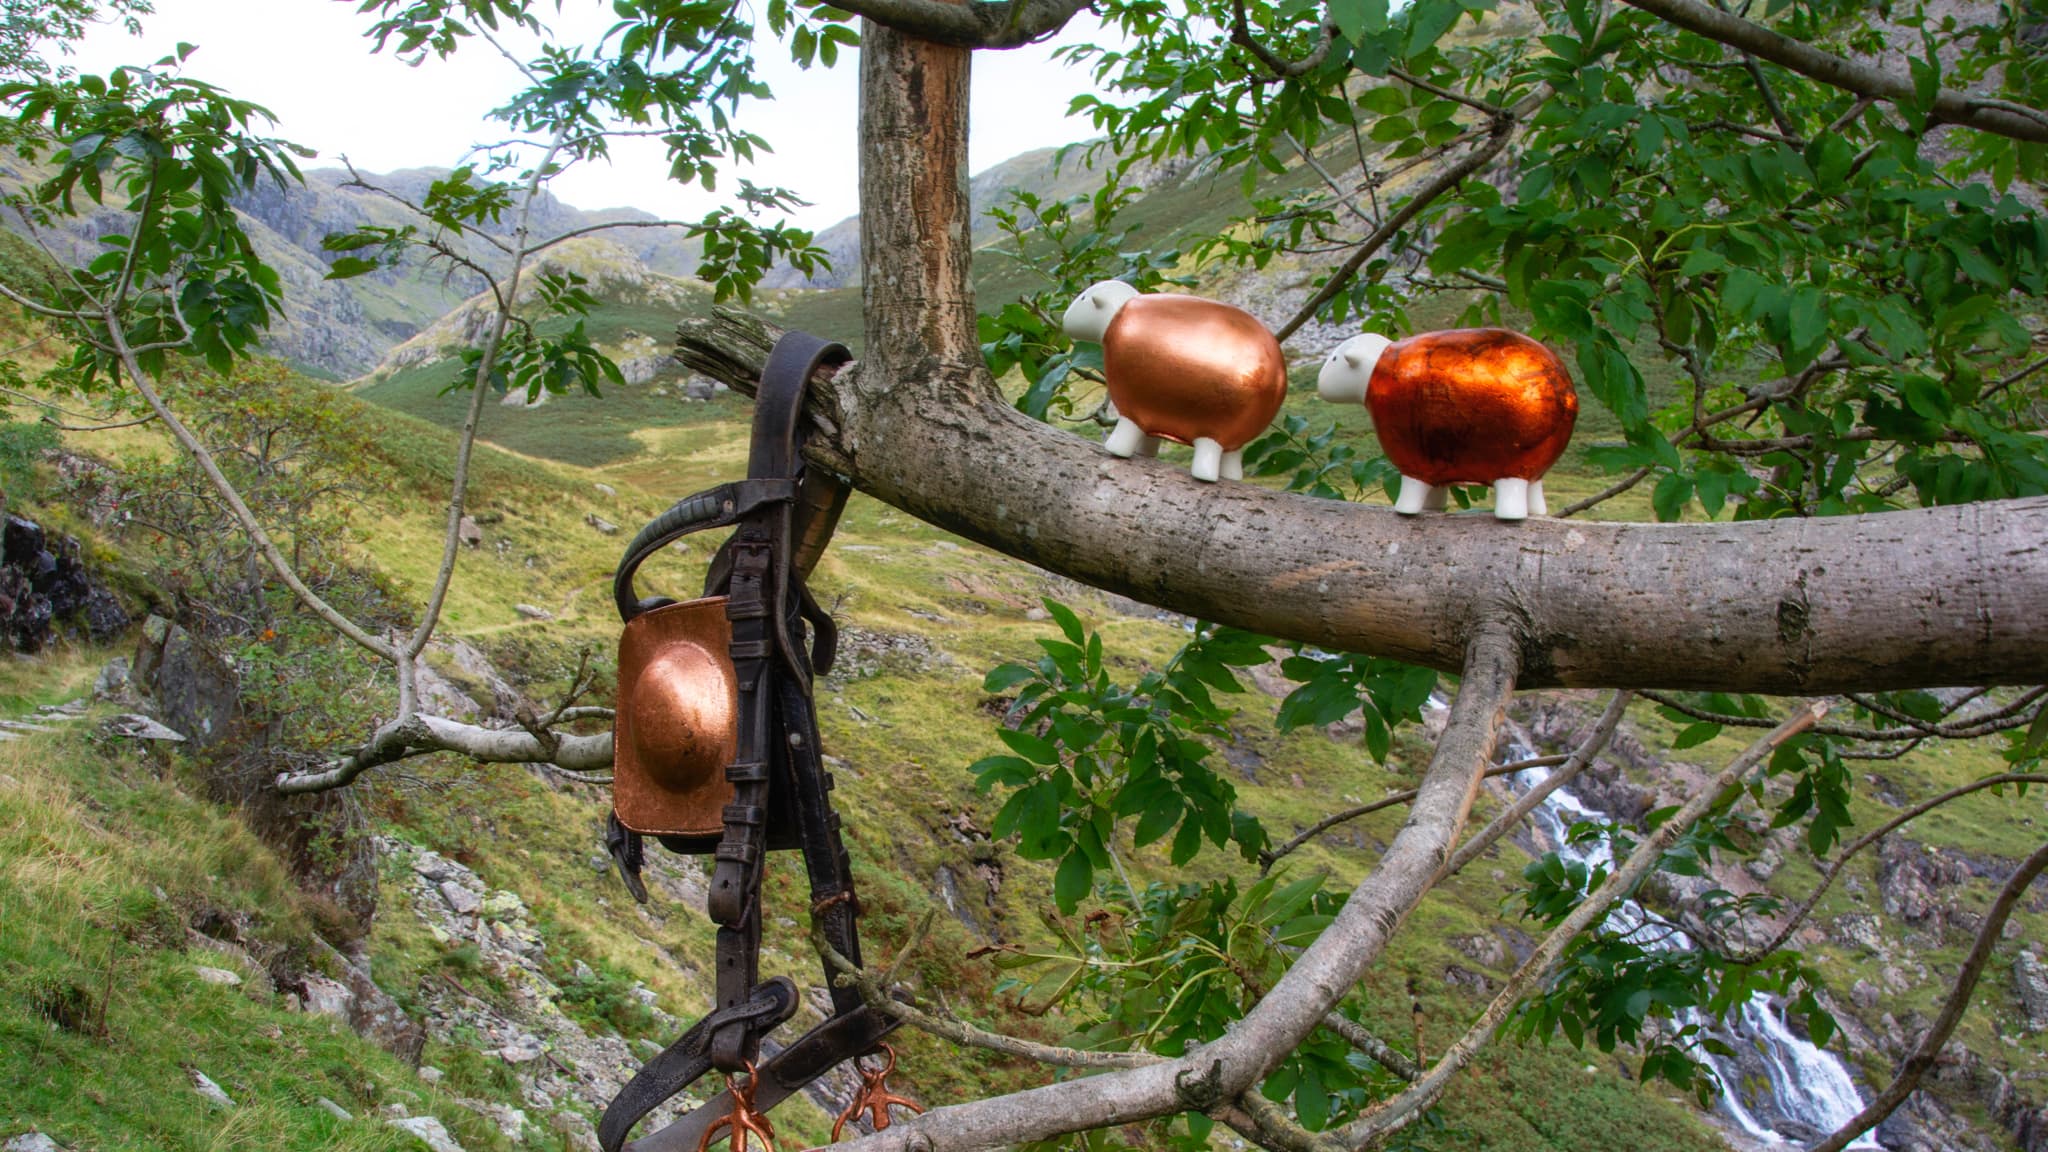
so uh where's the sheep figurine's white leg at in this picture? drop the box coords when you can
[1105,416,1148,458]
[1190,437,1225,483]
[1493,477,1531,521]
[1220,449,1244,481]
[1529,480,1548,517]
[1393,475,1437,515]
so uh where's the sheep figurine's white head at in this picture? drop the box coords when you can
[1316,332,1394,405]
[1061,279,1143,345]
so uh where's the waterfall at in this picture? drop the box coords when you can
[1475,704,1882,1148]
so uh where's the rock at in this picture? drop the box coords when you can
[440,882,482,916]
[190,1068,236,1108]
[1450,934,1507,969]
[460,1101,529,1142]
[1852,979,1881,1011]
[301,974,355,1019]
[514,603,553,621]
[586,514,619,536]
[102,713,187,742]
[192,966,243,987]
[1831,913,1886,952]
[1745,847,1783,882]
[93,657,134,702]
[2015,950,2048,1031]
[413,852,456,883]
[4,1134,67,1152]
[594,483,617,497]
[316,1097,354,1121]
[148,624,241,746]
[418,1065,444,1084]
[387,1116,466,1152]
[681,378,716,401]
[319,942,428,1064]
[1443,965,1491,994]
[498,1038,545,1064]
[480,890,525,920]
[457,516,482,548]
[549,1111,603,1152]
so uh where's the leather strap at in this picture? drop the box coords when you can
[598,977,800,1152]
[624,1003,903,1152]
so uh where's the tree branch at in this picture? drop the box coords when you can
[1260,755,1570,873]
[825,0,1091,49]
[1274,117,1515,342]
[679,312,2048,694]
[1719,771,2048,964]
[1808,836,2048,1152]
[816,624,1517,1152]
[1338,702,1828,1147]
[1440,691,1634,880]
[273,713,615,795]
[1621,0,2048,142]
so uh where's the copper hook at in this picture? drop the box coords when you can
[699,1062,777,1152]
[830,1044,923,1142]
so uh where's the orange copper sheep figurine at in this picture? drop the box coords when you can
[1316,328,1577,521]
[1061,281,1287,482]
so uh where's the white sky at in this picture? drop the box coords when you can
[65,0,1114,231]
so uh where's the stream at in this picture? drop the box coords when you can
[1487,710,1882,1148]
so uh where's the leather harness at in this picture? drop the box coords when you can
[603,332,900,1152]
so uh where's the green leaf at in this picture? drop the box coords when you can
[998,726,1062,766]
[983,664,1037,692]
[1652,471,1693,522]
[1043,598,1087,646]
[1054,849,1093,913]
[1671,722,1720,750]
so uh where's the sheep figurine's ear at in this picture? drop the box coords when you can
[1316,333,1392,405]
[1061,280,1142,345]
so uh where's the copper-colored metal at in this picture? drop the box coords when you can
[1367,328,1577,486]
[1100,294,1288,450]
[699,1063,777,1152]
[613,595,739,837]
[830,1044,923,1142]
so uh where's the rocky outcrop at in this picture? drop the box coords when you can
[0,514,128,652]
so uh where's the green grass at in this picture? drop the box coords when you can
[0,728,520,1152]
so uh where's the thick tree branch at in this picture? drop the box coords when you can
[1338,703,1828,1147]
[1808,836,2048,1152]
[827,0,1090,49]
[273,713,614,794]
[679,314,2048,695]
[1621,0,2048,142]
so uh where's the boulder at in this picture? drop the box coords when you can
[190,1069,236,1109]
[586,514,619,536]
[4,1134,68,1152]
[388,1116,466,1152]
[514,604,553,621]
[2016,950,2048,1031]
[457,516,482,548]
[301,974,354,1019]
[149,624,241,747]
[192,966,243,988]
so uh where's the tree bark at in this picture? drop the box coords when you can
[679,313,2048,694]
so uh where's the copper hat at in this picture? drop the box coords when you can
[613,595,739,837]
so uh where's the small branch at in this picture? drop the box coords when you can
[1230,0,1336,79]
[1260,755,1570,872]
[813,924,1162,1070]
[1808,836,2048,1152]
[1720,771,2048,964]
[1641,687,2047,742]
[1620,0,2048,142]
[1275,117,1517,342]
[1440,691,1634,880]
[1338,702,1829,1148]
